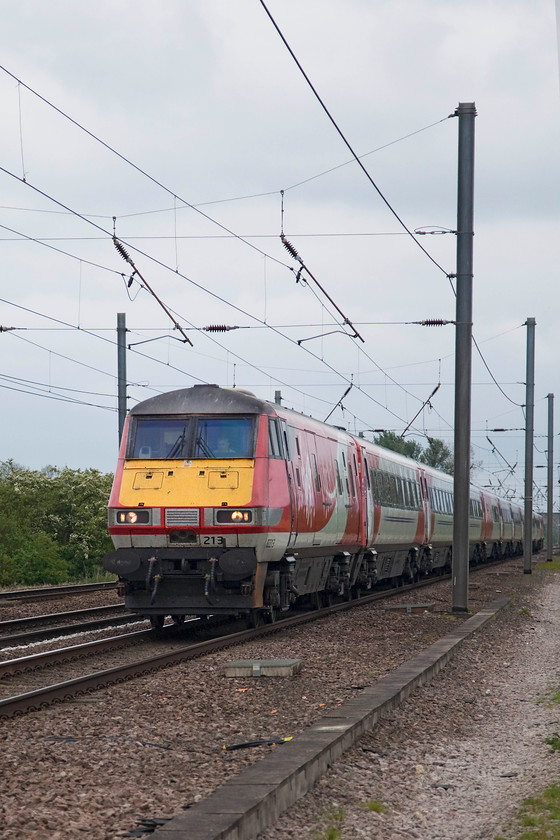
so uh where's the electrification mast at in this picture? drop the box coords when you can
[452,102,476,613]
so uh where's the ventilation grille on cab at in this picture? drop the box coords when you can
[165,508,200,526]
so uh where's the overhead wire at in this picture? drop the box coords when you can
[0,65,461,434]
[0,67,457,407]
[257,2,527,438]
[0,373,117,399]
[0,66,510,443]
[0,64,291,271]
[0,167,445,438]
[0,298,206,393]
[0,114,454,221]
[257,0,451,279]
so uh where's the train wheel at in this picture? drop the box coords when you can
[264,605,277,624]
[248,610,264,629]
[171,615,185,625]
[149,615,165,631]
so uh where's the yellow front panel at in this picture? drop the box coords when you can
[118,459,254,507]
[133,471,164,490]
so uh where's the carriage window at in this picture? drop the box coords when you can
[334,460,343,494]
[364,459,371,489]
[348,459,356,497]
[404,480,412,508]
[311,454,321,492]
[470,499,482,518]
[370,469,378,500]
[268,419,283,459]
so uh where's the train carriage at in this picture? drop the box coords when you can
[103,384,542,626]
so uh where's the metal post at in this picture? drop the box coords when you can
[523,317,536,573]
[452,102,476,613]
[547,393,554,560]
[117,313,127,444]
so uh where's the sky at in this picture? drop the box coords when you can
[0,0,558,510]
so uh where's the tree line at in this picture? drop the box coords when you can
[0,460,113,586]
[372,431,454,474]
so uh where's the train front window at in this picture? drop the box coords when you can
[193,417,254,458]
[130,418,193,459]
[129,416,255,459]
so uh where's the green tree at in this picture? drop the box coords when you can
[373,431,423,461]
[373,433,454,476]
[10,533,68,585]
[0,460,113,585]
[420,438,454,474]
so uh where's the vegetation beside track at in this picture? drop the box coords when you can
[0,460,113,586]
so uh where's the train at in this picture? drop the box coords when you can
[102,384,544,627]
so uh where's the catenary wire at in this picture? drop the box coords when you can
[258,0,452,279]
[0,168,446,437]
[0,65,515,433]
[0,70,460,427]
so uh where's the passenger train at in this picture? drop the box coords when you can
[103,385,544,626]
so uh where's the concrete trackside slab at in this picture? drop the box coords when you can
[153,597,509,840]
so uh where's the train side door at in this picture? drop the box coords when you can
[279,420,299,547]
[361,448,374,546]
[268,417,296,546]
[419,469,432,543]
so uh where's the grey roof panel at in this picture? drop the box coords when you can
[130,384,275,416]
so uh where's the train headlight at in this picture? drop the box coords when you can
[216,509,253,524]
[115,510,150,525]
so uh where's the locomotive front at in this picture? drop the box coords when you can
[103,385,289,626]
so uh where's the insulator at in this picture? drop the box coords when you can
[420,319,448,327]
[204,324,238,332]
[113,236,132,263]
[281,234,303,264]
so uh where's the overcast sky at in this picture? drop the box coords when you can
[0,0,558,507]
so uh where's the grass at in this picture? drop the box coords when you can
[544,733,560,752]
[314,805,345,840]
[534,557,560,573]
[539,686,560,708]
[361,800,387,813]
[494,783,560,839]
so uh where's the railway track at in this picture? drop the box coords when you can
[0,604,139,648]
[0,581,116,602]
[0,573,450,720]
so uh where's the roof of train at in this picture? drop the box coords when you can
[130,384,276,417]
